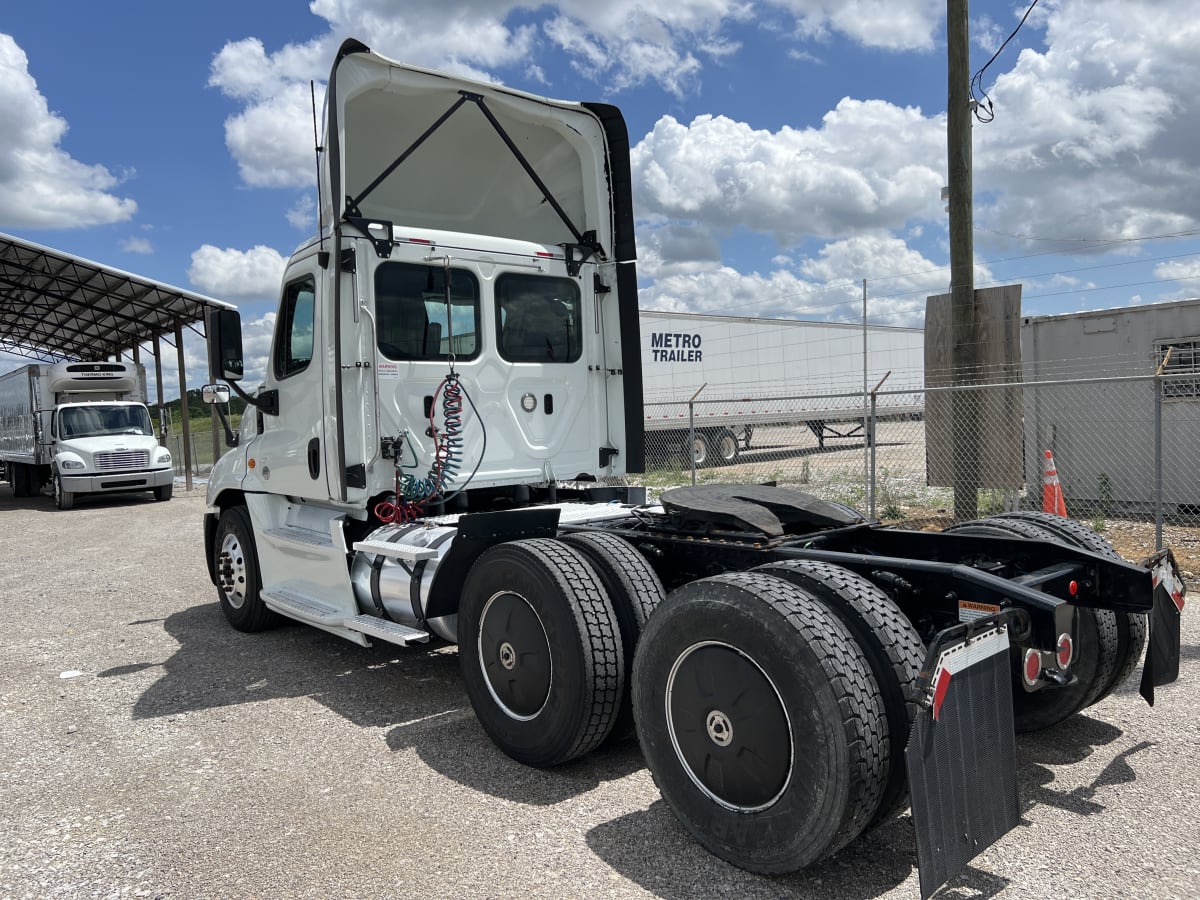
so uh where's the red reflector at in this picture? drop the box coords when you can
[1023,648,1041,685]
[1056,633,1074,669]
[932,668,952,722]
[403,237,432,244]
[535,251,555,257]
[1069,580,1079,596]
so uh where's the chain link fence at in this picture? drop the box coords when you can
[636,373,1200,540]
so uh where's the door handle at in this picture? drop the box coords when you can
[307,437,320,480]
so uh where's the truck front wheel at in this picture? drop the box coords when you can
[53,473,75,510]
[458,539,623,767]
[213,506,279,632]
[632,571,887,873]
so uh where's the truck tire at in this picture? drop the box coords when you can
[558,532,665,742]
[213,505,280,632]
[688,434,708,467]
[11,463,29,498]
[708,428,740,465]
[632,571,886,872]
[752,559,924,826]
[153,483,173,502]
[993,511,1146,702]
[945,515,1120,730]
[53,472,75,510]
[458,539,623,767]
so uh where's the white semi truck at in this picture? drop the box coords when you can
[0,360,173,508]
[200,40,1181,898]
[640,310,924,464]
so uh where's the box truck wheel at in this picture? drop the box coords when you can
[632,571,887,873]
[458,538,623,767]
[994,510,1146,703]
[153,483,173,502]
[559,532,665,741]
[213,506,279,632]
[752,559,924,826]
[945,516,1120,731]
[53,472,75,510]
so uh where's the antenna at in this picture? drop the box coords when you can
[311,80,326,262]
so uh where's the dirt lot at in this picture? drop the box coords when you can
[2,484,1199,899]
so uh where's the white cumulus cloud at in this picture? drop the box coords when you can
[0,34,137,229]
[188,244,287,301]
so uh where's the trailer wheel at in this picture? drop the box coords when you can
[708,428,740,465]
[945,515,1120,730]
[688,434,708,467]
[559,532,665,741]
[993,511,1146,702]
[53,472,75,510]
[459,539,623,767]
[213,505,279,632]
[632,571,886,872]
[752,559,923,826]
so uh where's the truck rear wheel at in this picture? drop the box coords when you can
[458,539,623,767]
[632,571,886,872]
[945,515,1120,730]
[213,505,279,632]
[53,473,75,510]
[993,511,1146,703]
[752,559,923,825]
[558,532,664,742]
[11,463,29,498]
[708,428,740,465]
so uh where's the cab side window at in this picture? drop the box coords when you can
[274,276,315,379]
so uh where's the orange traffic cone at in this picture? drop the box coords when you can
[1042,449,1068,517]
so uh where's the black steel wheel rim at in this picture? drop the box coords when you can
[666,641,793,811]
[478,591,552,720]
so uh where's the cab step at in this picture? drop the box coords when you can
[261,587,430,646]
[343,614,430,646]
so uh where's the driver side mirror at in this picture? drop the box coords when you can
[207,308,244,381]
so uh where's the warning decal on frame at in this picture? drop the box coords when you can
[958,600,1001,623]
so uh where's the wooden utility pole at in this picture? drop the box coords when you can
[948,0,979,520]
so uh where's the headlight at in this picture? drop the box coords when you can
[60,459,86,470]
[155,450,172,464]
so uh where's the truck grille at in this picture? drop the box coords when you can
[95,450,150,471]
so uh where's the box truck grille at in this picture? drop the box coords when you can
[96,450,149,470]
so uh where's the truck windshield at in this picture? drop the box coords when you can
[59,405,153,439]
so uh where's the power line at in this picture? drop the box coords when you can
[971,0,1041,124]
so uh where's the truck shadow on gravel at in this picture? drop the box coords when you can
[127,603,465,729]
[124,602,645,805]
[586,804,925,900]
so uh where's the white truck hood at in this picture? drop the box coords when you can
[321,39,633,263]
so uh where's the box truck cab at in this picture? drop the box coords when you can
[0,360,174,508]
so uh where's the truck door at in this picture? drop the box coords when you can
[250,264,330,501]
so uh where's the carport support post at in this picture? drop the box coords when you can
[151,339,166,444]
[175,323,193,493]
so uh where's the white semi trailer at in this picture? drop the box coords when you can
[0,360,173,508]
[639,310,924,464]
[200,40,1181,898]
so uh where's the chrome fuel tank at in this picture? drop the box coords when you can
[349,522,459,642]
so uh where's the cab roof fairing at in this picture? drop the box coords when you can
[319,41,620,262]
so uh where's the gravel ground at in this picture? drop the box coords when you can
[2,484,1198,899]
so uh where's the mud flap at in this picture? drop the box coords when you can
[906,615,1021,900]
[1139,548,1185,705]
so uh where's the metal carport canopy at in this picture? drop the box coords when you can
[0,230,237,491]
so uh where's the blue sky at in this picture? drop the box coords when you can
[3,1,1199,395]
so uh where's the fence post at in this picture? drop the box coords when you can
[687,383,706,486]
[1155,367,1165,551]
[869,392,878,520]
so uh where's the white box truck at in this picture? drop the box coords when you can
[197,39,1180,897]
[0,360,174,508]
[640,310,925,464]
